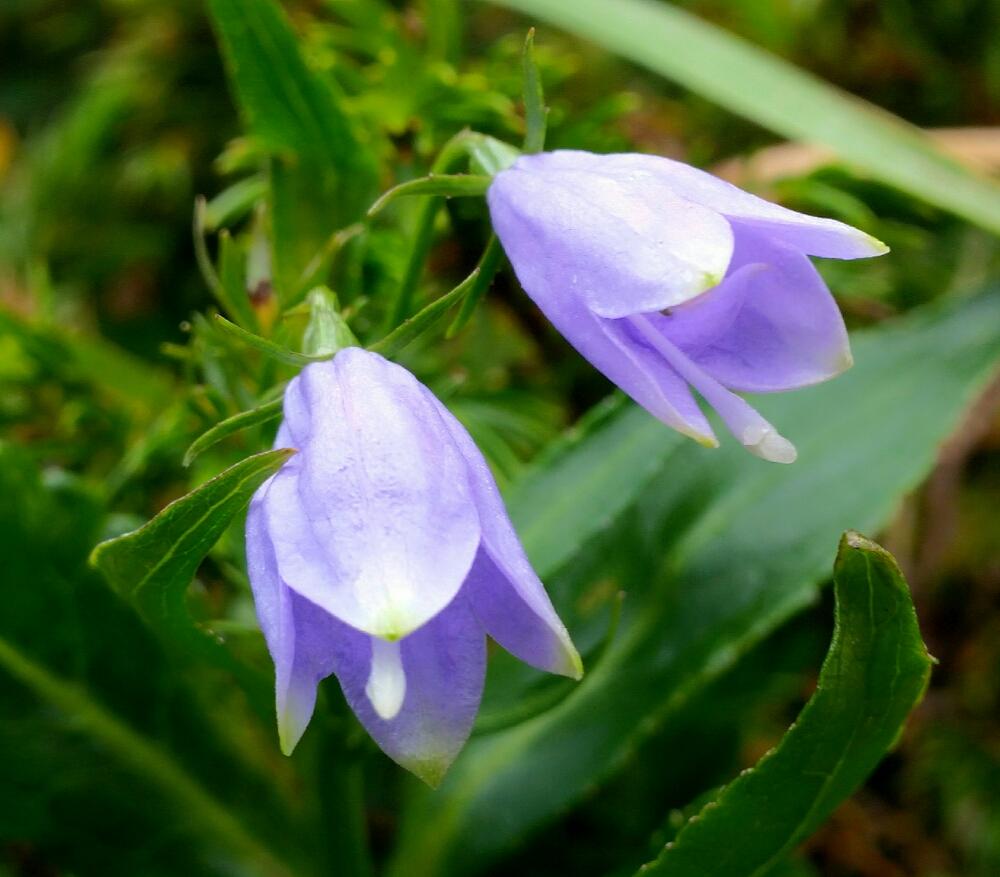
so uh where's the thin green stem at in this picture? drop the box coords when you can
[383,130,483,329]
[446,234,504,337]
[0,634,294,877]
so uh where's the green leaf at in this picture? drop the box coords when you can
[213,314,327,367]
[217,228,260,331]
[390,291,1000,876]
[367,174,492,217]
[203,175,267,231]
[183,397,284,467]
[635,532,932,877]
[521,29,547,154]
[370,265,481,358]
[206,0,363,167]
[487,0,1000,235]
[0,634,294,877]
[446,234,505,336]
[90,449,293,639]
[508,395,682,577]
[384,131,511,328]
[207,0,377,298]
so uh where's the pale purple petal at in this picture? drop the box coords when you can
[251,478,488,776]
[420,388,581,676]
[527,150,887,260]
[247,486,339,754]
[260,459,371,636]
[421,392,583,678]
[268,351,481,638]
[626,315,797,464]
[489,152,734,316]
[658,226,853,392]
[463,547,581,678]
[330,592,487,787]
[487,183,717,445]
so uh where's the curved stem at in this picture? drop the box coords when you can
[384,130,484,329]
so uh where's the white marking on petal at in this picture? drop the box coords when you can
[365,637,406,720]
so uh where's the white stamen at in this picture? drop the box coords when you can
[628,313,797,463]
[365,638,406,720]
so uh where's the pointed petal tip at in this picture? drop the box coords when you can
[405,754,453,789]
[564,645,584,681]
[742,424,797,464]
[277,713,306,757]
[835,346,854,374]
[866,234,890,256]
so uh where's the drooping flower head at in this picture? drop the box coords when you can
[246,349,580,784]
[487,150,888,462]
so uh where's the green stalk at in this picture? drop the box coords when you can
[383,130,484,329]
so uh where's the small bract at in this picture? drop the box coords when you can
[246,349,580,785]
[487,150,889,462]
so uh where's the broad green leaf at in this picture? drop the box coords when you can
[0,634,294,877]
[487,0,1000,235]
[636,532,931,877]
[0,443,303,876]
[390,291,1000,876]
[91,449,293,641]
[509,396,682,579]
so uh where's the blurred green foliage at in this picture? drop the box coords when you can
[1,1,999,876]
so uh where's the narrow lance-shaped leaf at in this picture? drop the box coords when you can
[487,0,1000,235]
[183,397,284,467]
[207,0,377,298]
[371,240,504,357]
[213,314,329,367]
[635,532,932,877]
[367,174,492,217]
[91,449,294,641]
[521,29,547,154]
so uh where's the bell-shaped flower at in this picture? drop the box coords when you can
[487,150,888,462]
[245,349,581,785]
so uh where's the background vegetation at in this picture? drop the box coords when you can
[1,1,999,875]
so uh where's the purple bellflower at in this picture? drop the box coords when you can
[246,349,581,784]
[487,150,888,463]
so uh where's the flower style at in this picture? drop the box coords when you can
[487,150,888,462]
[246,349,581,785]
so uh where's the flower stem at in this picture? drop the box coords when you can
[383,130,485,330]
